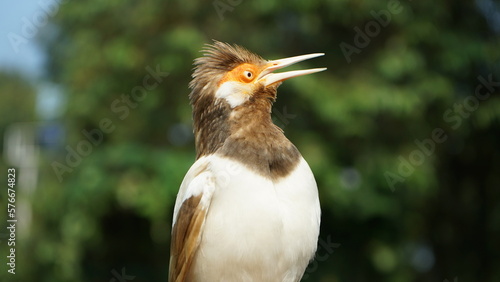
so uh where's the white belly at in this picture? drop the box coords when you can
[191,155,321,282]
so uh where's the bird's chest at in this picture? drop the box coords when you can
[192,155,320,281]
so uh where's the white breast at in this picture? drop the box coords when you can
[191,154,321,282]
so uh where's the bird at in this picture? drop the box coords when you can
[169,41,325,282]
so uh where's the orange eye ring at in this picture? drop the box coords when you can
[218,63,259,85]
[241,70,254,82]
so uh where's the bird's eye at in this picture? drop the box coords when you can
[237,67,255,83]
[243,71,253,79]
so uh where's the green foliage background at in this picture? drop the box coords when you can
[1,0,499,281]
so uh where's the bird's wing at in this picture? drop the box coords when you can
[169,156,215,282]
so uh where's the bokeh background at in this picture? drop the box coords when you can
[1,0,499,281]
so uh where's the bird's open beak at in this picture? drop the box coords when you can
[258,53,326,87]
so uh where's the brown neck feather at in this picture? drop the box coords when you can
[192,94,231,159]
[197,94,300,180]
[192,79,300,180]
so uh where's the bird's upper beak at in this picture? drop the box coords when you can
[257,53,326,87]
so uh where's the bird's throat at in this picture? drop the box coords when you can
[194,99,300,180]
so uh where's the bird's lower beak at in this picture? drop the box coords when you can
[257,53,326,87]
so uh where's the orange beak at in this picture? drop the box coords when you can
[257,53,326,87]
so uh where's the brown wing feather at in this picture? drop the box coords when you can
[169,194,207,282]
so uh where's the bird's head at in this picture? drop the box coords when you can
[189,41,326,110]
[188,41,325,157]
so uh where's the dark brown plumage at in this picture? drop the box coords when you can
[168,194,203,281]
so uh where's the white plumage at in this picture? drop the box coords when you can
[173,154,320,282]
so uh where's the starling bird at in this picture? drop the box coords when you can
[169,41,325,282]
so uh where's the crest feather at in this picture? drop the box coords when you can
[189,41,264,102]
